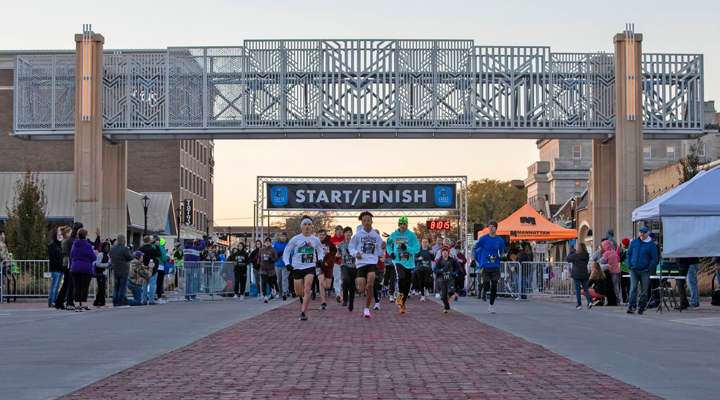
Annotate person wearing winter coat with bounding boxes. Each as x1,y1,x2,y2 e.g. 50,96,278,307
626,226,659,314
273,232,290,300
70,229,96,311
110,234,134,307
47,227,65,308
229,243,250,299
258,237,278,303
600,239,621,306
128,251,151,306
93,241,111,307
56,223,82,310
567,243,593,310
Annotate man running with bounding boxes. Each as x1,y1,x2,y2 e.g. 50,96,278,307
349,211,384,318
337,226,357,311
283,216,325,321
387,216,419,314
473,221,506,314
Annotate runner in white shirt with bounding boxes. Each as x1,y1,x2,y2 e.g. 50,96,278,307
349,211,384,319
282,216,325,321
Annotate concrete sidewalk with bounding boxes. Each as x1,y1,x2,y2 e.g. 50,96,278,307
450,297,720,400
0,298,285,400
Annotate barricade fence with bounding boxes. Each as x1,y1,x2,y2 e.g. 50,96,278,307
2,260,574,302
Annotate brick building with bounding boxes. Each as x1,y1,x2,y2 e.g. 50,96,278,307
0,54,213,238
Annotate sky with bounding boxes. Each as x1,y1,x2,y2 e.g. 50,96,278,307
3,0,719,232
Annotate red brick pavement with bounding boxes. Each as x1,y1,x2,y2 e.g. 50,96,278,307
62,300,659,400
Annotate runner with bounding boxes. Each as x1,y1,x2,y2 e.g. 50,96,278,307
387,216,419,314
349,211,384,319
473,221,506,314
337,226,357,311
317,229,337,310
434,246,460,313
382,242,396,304
330,225,345,303
415,237,434,302
282,216,325,321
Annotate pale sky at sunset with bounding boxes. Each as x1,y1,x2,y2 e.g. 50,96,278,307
3,0,718,232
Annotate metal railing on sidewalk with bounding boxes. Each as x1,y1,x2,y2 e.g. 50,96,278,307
471,261,574,299
174,261,259,301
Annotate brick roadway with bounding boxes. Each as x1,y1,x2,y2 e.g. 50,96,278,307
61,299,659,400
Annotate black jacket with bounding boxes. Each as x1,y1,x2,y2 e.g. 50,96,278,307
567,250,590,280
139,243,161,274
229,249,250,269
48,239,64,272
110,244,134,276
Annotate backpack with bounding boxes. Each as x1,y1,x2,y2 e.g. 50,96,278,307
712,274,720,307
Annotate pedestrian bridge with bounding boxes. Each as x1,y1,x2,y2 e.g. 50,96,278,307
11,39,704,140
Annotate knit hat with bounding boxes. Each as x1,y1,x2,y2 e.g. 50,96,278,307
621,238,630,247
398,216,409,225
133,251,143,258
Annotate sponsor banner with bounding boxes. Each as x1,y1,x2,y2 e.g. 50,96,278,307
267,183,456,210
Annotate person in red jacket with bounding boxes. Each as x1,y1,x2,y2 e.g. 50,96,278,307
317,229,337,310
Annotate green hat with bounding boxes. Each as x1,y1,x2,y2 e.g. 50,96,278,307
159,238,166,246
398,216,409,225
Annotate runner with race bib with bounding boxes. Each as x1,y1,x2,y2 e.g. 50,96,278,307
282,216,325,321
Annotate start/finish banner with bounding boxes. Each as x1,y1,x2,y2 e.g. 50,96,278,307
267,183,457,210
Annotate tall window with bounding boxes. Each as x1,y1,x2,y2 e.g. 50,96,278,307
572,144,582,160
697,142,706,158
643,145,651,161
666,145,676,160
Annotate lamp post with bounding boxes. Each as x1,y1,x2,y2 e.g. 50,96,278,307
142,195,150,236
570,198,576,229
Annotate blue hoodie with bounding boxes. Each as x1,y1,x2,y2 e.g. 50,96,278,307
627,237,659,272
473,234,506,270
387,229,420,270
273,241,288,268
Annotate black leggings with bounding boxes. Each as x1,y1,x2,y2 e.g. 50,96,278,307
415,267,433,296
72,272,92,303
261,274,277,297
483,277,498,305
233,266,247,295
438,277,454,310
384,265,396,296
397,267,413,304
341,266,357,307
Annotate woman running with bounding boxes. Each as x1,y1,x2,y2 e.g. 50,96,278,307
349,211,384,319
282,216,325,321
317,229,337,310
415,237,434,302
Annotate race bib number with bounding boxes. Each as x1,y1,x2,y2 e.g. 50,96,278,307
298,245,314,264
262,254,270,262
343,254,355,265
419,260,431,268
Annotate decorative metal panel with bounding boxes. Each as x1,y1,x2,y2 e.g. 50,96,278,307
11,40,705,137
642,53,703,130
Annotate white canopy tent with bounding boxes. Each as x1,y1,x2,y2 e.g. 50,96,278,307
632,166,720,257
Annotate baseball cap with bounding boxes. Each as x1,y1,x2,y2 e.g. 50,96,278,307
639,226,649,233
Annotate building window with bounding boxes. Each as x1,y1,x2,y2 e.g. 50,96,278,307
666,145,676,160
697,142,706,158
572,144,582,160
643,145,651,161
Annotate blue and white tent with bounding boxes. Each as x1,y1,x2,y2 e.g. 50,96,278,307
632,166,720,257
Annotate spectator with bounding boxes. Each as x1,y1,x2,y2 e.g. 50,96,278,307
155,237,170,304
110,234,134,307
567,243,592,310
619,237,631,303
601,239,621,306
57,222,82,310
249,240,262,298
93,241,111,307
70,228,96,312
677,257,701,308
588,262,608,306
626,226,659,315
128,251,151,306
139,235,161,305
47,227,65,308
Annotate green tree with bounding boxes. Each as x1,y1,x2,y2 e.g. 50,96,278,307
467,179,527,228
278,211,335,235
5,172,48,260
679,142,701,183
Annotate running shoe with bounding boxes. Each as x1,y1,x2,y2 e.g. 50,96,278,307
389,295,395,303
420,296,426,302
321,302,327,310
435,293,441,299
488,305,495,314
443,309,449,314
348,303,354,312
373,303,380,311
264,298,269,304
395,293,404,306
336,295,342,304
299,312,307,321
282,294,287,301
576,305,583,310
626,308,635,314
363,308,372,318
587,303,593,310
233,294,238,298
342,299,348,307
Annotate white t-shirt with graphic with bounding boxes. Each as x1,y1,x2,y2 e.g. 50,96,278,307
349,227,384,268
282,234,325,271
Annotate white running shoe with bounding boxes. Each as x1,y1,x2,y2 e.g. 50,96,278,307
389,295,395,303
435,293,441,299
373,303,380,311
488,305,496,314
363,308,372,318
420,296,426,302
233,294,238,298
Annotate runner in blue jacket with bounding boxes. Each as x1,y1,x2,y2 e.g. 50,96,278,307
473,221,506,314
386,216,419,314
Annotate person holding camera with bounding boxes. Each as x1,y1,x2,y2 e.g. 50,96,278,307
386,216,420,315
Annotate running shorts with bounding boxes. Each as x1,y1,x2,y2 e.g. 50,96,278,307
356,264,377,279
482,269,501,282
292,267,316,280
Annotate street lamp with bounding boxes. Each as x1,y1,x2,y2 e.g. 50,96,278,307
570,198,576,229
142,194,150,236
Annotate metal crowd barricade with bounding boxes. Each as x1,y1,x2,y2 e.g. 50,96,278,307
519,261,574,297
176,261,237,300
